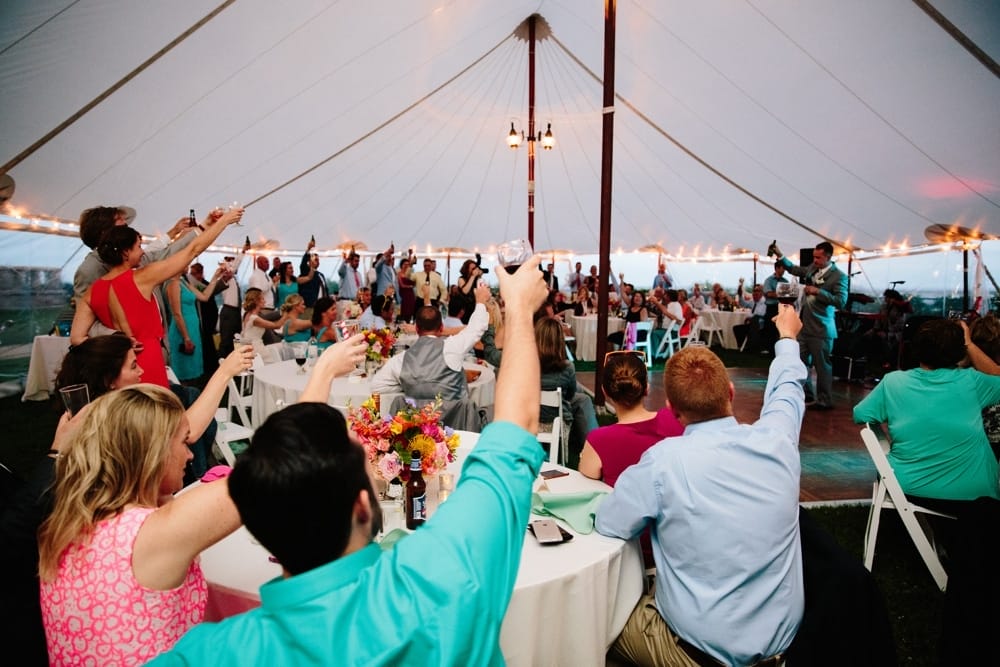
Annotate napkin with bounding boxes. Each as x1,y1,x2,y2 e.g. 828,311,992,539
530,491,607,534
378,528,410,550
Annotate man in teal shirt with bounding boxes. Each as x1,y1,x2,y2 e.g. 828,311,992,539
150,256,550,666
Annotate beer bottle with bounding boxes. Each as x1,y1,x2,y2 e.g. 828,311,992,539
310,234,316,245
405,452,426,529
189,209,197,227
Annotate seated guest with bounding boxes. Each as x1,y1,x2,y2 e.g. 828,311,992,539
688,283,707,311
608,291,648,350
2,338,255,661
578,351,683,485
147,258,549,665
443,298,466,329
676,289,697,337
310,296,339,350
359,294,389,330
279,294,312,342
370,283,490,402
735,279,768,352
573,285,596,315
551,290,574,316
969,314,1000,458
536,318,598,457
479,298,505,367
597,305,806,666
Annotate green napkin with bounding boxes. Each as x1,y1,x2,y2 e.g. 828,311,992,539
530,491,607,534
378,528,410,550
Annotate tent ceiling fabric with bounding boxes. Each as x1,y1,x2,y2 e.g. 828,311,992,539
2,0,998,258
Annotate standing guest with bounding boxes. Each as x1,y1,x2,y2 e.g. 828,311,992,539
73,206,196,337
652,263,672,290
372,243,398,298
70,209,243,386
247,255,279,344
275,261,304,309
268,257,282,279
166,265,223,383
416,257,447,308
542,262,560,292
566,261,584,292
336,250,364,319
453,258,484,325
397,254,417,321
147,261,546,666
771,241,848,409
762,261,788,354
583,264,600,293
218,242,251,359
298,238,329,308
597,305,806,666
188,262,224,376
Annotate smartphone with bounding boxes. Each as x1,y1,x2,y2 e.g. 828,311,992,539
540,469,569,480
529,519,572,545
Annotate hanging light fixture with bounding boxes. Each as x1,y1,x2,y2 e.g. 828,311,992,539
505,120,555,149
507,122,523,149
541,122,555,150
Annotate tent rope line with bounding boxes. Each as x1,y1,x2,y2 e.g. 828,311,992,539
549,34,858,253
0,0,237,175
912,0,1000,79
244,32,516,210
0,0,82,58
744,0,1000,211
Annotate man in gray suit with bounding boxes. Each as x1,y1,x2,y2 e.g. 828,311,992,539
773,241,847,410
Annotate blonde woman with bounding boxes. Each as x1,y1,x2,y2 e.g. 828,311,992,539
241,288,290,353
38,385,243,664
279,293,312,342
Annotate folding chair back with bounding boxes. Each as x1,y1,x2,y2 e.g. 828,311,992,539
655,320,680,360
538,388,566,464
860,424,955,591
632,321,654,368
227,376,255,429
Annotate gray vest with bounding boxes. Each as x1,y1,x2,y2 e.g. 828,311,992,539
400,336,467,401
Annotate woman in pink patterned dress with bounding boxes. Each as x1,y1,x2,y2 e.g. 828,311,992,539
38,385,242,665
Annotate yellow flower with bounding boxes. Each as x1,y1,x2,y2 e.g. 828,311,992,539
389,420,404,435
408,433,436,461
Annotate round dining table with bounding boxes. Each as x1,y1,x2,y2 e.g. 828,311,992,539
196,431,643,667
251,358,496,426
697,309,751,349
568,314,625,361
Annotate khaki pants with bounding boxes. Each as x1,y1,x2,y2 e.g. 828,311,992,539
609,593,700,667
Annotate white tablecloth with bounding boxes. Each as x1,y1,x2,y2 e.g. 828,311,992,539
569,315,625,361
252,358,496,425
196,431,643,667
698,309,750,350
22,335,70,401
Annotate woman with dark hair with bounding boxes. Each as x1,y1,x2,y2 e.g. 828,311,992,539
535,317,598,453
70,208,242,386
276,261,304,307
854,318,1000,501
397,256,417,322
454,259,483,324
608,290,649,350
579,352,683,485
311,296,339,350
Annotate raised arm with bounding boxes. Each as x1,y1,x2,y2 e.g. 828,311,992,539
187,268,223,303
493,255,549,433
185,346,255,439
134,207,243,294
299,334,368,402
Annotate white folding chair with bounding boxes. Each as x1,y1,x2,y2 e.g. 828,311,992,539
538,388,567,465
227,376,255,429
654,320,680,360
632,321,654,368
212,408,253,466
860,424,956,592
698,312,724,348
261,342,288,364
680,318,702,347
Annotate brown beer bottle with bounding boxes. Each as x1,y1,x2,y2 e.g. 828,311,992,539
405,451,426,529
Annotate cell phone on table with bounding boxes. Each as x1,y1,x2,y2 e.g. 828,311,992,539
528,519,573,545
540,469,569,480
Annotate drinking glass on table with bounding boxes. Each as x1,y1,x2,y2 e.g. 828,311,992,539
291,342,308,374
59,384,90,416
496,239,533,274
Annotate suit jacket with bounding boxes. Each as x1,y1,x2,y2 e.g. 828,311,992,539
781,258,848,339
542,270,559,291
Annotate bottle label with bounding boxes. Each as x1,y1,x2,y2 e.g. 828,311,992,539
411,493,426,520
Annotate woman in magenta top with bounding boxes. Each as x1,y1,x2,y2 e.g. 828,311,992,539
579,351,683,486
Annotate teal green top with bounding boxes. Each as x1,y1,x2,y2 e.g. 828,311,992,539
854,367,1000,500
275,282,298,309
281,319,310,342
150,421,544,666
314,326,333,351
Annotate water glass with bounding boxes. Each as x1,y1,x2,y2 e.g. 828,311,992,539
59,384,90,416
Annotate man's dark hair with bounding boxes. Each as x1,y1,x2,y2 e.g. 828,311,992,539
96,226,141,266
774,260,784,270
229,403,379,575
913,319,964,370
815,241,834,257
79,207,121,249
447,299,464,319
415,305,442,333
666,289,678,302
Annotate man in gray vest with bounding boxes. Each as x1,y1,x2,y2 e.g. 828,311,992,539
371,282,490,402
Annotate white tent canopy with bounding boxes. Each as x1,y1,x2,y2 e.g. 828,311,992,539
2,0,998,259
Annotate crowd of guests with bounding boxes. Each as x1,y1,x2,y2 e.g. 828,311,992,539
4,210,999,665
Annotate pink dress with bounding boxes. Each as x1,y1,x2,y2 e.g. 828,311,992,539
40,507,207,665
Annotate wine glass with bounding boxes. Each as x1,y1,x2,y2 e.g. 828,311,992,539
776,282,800,306
496,239,533,274
291,342,308,374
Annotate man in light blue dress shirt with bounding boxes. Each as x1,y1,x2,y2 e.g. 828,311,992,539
150,256,550,666
596,305,807,667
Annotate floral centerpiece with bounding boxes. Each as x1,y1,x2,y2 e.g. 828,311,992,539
362,327,396,362
346,302,363,319
348,395,460,482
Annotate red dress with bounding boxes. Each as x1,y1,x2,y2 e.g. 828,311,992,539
90,272,169,387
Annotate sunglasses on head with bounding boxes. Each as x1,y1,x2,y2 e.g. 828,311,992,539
604,350,647,364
